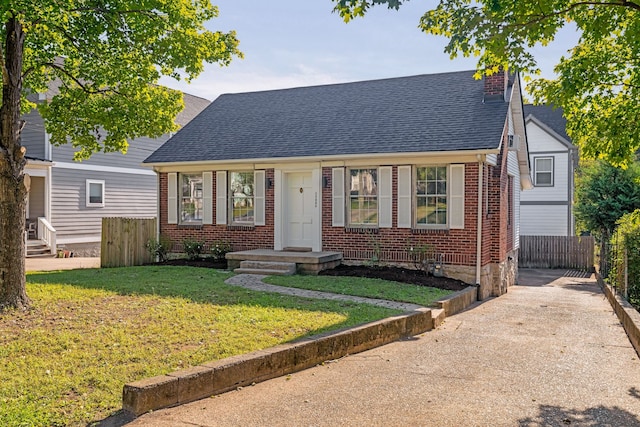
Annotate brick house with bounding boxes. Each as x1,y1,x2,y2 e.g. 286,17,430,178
144,69,532,299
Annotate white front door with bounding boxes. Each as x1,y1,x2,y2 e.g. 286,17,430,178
285,172,315,249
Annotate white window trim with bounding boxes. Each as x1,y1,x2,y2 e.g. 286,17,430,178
414,165,449,229
347,167,380,228
85,179,105,208
228,170,256,226
179,173,204,225
534,156,554,187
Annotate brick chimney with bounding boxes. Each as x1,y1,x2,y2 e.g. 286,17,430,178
483,67,508,102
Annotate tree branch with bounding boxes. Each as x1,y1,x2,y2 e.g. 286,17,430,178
46,62,122,96
503,0,640,30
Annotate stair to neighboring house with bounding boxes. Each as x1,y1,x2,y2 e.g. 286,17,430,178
26,240,53,258
234,260,297,276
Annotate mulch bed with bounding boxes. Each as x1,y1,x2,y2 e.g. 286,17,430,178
153,258,228,269
318,264,468,291
154,258,468,292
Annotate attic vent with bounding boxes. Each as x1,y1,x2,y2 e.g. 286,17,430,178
508,134,520,151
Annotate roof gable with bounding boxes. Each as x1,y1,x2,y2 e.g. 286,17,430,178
524,104,573,149
145,70,511,164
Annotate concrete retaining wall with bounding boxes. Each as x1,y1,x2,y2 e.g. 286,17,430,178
597,274,640,357
436,286,479,316
123,308,433,416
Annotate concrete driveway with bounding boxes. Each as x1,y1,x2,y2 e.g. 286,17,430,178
126,269,640,427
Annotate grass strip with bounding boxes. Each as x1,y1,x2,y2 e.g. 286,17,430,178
264,275,453,307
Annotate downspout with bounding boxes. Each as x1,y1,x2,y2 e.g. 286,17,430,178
155,168,161,242
476,155,484,285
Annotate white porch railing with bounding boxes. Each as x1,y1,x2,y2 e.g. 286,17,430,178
37,217,57,255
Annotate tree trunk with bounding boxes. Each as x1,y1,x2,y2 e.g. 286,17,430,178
0,17,29,311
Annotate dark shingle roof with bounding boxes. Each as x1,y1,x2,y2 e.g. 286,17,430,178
524,104,571,143
144,70,510,164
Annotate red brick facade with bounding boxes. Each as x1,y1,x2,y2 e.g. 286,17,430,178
158,142,515,286
159,170,276,252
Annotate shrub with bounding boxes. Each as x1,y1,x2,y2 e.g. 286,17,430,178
406,240,436,275
609,209,640,308
210,240,233,261
366,230,382,267
145,234,172,262
182,239,205,260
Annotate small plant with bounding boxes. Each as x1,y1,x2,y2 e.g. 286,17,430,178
366,230,383,267
182,238,205,260
406,240,435,275
145,234,172,262
210,240,233,261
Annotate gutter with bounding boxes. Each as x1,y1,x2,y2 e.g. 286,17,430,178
476,155,484,285
141,148,502,170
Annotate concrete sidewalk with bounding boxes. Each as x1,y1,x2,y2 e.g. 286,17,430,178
126,269,640,426
25,257,100,272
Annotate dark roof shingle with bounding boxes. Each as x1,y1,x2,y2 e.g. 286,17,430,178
145,70,510,164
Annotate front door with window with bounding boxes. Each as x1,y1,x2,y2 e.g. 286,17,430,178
285,172,314,249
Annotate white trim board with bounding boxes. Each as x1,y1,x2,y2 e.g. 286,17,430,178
54,161,157,176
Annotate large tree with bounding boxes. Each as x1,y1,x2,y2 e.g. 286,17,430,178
0,1,241,310
333,0,640,165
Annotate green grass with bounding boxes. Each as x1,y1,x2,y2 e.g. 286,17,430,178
0,267,400,427
264,275,453,307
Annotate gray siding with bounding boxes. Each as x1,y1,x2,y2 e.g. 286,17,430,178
51,168,157,243
22,109,46,159
52,134,169,170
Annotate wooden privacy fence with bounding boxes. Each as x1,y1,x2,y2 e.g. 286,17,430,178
519,235,595,270
101,217,156,268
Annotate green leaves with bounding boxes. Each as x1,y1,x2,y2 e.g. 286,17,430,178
574,160,640,239
332,0,640,166
3,0,242,159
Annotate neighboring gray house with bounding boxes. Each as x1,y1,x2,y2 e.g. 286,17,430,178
520,105,578,236
22,92,209,256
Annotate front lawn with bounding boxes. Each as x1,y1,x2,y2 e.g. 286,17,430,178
265,275,453,307
0,267,400,427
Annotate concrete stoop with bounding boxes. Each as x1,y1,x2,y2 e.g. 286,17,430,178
234,261,296,276
26,240,53,258
122,285,480,418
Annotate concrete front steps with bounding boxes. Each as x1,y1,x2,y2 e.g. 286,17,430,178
26,240,53,258
234,260,297,276
227,249,342,274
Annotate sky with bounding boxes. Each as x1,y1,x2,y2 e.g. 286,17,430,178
160,0,580,102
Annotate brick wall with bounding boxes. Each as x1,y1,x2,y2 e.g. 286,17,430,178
321,165,480,267
159,154,514,284
482,123,511,265
159,170,275,252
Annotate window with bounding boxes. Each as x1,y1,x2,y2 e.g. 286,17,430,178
229,171,255,224
416,166,447,226
534,157,554,186
348,168,378,226
86,180,105,207
180,174,203,224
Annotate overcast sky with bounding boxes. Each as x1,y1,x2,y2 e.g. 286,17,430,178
160,0,580,101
